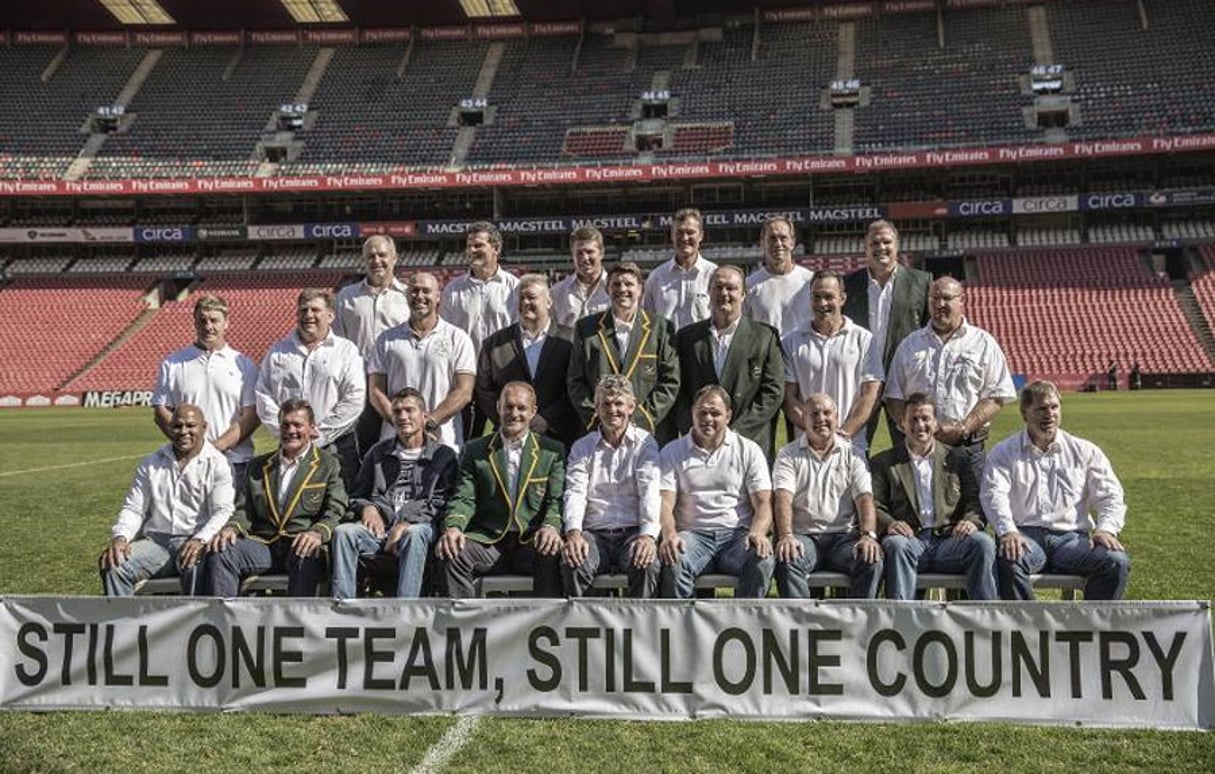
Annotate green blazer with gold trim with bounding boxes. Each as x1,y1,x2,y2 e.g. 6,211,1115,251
444,432,565,544
567,308,680,439
870,442,982,534
227,444,348,544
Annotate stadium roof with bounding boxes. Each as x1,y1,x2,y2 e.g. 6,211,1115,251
4,0,840,30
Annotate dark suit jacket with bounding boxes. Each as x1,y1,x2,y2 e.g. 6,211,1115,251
870,442,982,534
842,264,931,371
567,309,680,440
228,445,348,545
346,437,458,527
674,316,784,459
475,323,582,449
444,432,565,544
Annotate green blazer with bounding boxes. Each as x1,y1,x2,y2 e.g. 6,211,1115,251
842,264,931,371
674,316,785,459
444,432,565,544
567,309,680,440
870,442,982,534
228,445,348,544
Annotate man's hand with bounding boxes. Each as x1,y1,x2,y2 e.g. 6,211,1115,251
100,537,131,569
292,530,323,558
887,521,914,538
747,530,773,559
533,526,562,557
950,520,977,539
360,505,387,539
1092,530,1125,553
384,522,410,555
562,530,588,567
854,535,881,564
631,535,657,569
658,532,685,566
178,538,206,569
935,421,967,446
999,532,1029,562
775,534,803,563
436,527,465,560
209,526,238,553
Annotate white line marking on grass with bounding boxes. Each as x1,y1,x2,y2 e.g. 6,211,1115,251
0,453,145,478
412,715,481,774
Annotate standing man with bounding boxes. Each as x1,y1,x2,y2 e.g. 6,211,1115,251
782,270,884,458
442,221,520,440
643,207,717,331
772,394,882,599
885,276,1016,484
561,376,662,598
100,405,233,596
871,393,996,600
205,399,348,597
152,295,259,483
330,388,458,600
476,274,581,450
568,261,680,442
675,265,784,460
369,272,476,451
551,225,611,328
842,220,931,446
436,382,565,598
256,288,365,489
658,386,774,599
745,216,814,338
982,381,1131,601
333,235,409,458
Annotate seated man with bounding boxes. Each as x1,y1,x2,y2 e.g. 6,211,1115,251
331,388,458,600
871,393,996,600
204,399,348,597
562,375,662,598
982,380,1131,600
100,404,233,596
773,393,882,599
658,385,774,599
436,381,565,598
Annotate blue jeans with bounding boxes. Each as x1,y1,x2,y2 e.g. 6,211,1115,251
997,526,1131,600
330,521,435,599
775,532,882,599
660,526,774,599
882,528,997,600
101,533,203,596
562,527,660,598
203,538,326,597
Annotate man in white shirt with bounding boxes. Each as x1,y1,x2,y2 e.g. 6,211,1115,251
745,216,814,338
643,207,717,330
100,404,234,596
885,276,1016,485
772,393,882,599
152,294,259,483
333,235,409,458
658,385,774,599
562,375,662,598
551,225,611,329
256,288,366,489
369,272,476,451
982,381,1131,600
782,270,884,458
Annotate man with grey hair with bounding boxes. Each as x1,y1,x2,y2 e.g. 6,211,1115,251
476,273,581,449
745,216,814,338
552,225,611,328
982,381,1131,600
643,207,717,330
562,375,662,598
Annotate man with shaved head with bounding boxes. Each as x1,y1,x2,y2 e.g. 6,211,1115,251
100,404,234,596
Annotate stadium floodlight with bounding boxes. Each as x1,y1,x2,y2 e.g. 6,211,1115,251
459,0,521,18
280,0,349,24
100,0,175,25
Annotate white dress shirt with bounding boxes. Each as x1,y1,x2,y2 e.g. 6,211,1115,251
710,317,741,378
551,272,610,329
884,320,1016,426
276,445,311,509
333,278,409,359
745,263,814,338
772,434,872,534
111,442,234,544
642,254,717,330
520,321,550,378
660,429,772,530
152,344,259,464
255,330,366,446
563,424,661,538
981,429,1127,538
440,268,520,353
613,315,634,354
909,447,936,527
501,432,526,502
867,268,898,353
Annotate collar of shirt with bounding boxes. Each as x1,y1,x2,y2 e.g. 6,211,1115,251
1019,429,1063,458
596,423,642,451
520,320,551,347
577,272,605,296
409,317,444,342
797,433,845,459
868,264,899,288
278,443,313,469
668,255,711,277
363,277,407,296
192,343,234,359
291,329,335,353
810,316,851,341
393,439,431,461
613,315,635,334
907,442,937,464
498,431,528,452
692,428,737,457
711,316,741,342
467,269,510,286
928,318,972,346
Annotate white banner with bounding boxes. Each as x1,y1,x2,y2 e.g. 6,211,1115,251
1,597,1211,728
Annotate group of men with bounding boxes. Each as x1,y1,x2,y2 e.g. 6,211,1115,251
101,212,1131,603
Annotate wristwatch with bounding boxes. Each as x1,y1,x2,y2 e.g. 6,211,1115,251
860,530,878,540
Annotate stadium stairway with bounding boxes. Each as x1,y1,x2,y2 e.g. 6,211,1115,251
61,305,159,390
1174,281,1215,364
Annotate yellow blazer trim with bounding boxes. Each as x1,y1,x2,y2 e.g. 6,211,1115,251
487,433,542,534
595,310,653,379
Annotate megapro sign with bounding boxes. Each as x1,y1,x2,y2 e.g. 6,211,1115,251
304,223,358,239
134,226,194,243
82,390,154,408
